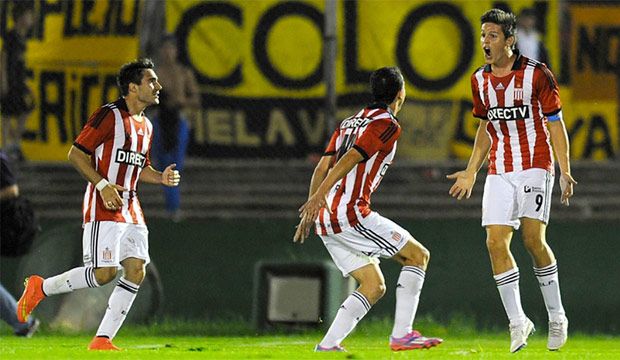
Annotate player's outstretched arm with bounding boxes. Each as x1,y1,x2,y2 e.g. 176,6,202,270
548,120,577,206
68,145,126,210
447,120,491,200
294,149,363,243
139,164,180,187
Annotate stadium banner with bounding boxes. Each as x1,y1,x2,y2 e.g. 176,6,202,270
569,5,620,102
167,0,616,160
0,0,141,161
5,0,616,161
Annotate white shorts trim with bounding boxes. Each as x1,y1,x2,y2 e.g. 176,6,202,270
319,212,411,277
82,221,150,268
482,168,554,230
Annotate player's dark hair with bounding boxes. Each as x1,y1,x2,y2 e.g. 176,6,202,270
117,58,155,96
370,67,404,104
481,8,517,44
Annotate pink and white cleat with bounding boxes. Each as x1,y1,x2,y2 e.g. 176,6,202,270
389,330,443,351
314,344,346,352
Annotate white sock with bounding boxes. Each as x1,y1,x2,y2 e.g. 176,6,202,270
494,267,527,325
534,262,566,322
42,267,99,296
96,277,139,339
319,291,371,348
391,266,425,338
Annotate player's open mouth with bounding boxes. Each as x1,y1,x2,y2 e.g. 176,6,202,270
484,47,491,57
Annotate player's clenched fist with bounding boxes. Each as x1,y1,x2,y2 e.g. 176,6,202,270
162,163,181,187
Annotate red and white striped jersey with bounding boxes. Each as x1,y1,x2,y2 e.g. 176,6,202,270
471,51,561,174
73,98,153,225
316,104,401,235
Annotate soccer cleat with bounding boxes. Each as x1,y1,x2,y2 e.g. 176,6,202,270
16,275,46,323
88,336,121,351
14,318,40,338
314,344,346,352
547,316,568,351
390,330,443,351
509,317,535,353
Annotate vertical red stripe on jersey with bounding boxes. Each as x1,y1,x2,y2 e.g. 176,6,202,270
127,122,146,223
345,162,366,227
532,102,551,169
318,208,328,235
329,179,346,233
516,119,531,169
486,122,499,175
513,72,531,170
499,121,513,172
83,185,95,223
361,151,387,212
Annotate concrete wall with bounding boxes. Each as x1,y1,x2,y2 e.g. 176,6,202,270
2,218,618,333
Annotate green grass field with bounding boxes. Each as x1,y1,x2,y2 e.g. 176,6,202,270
2,320,619,359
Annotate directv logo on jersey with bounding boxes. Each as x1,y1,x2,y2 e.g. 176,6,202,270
341,117,371,129
487,106,530,121
115,149,147,167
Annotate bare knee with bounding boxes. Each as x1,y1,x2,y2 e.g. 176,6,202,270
94,267,117,285
397,240,430,269
522,233,545,253
123,265,145,285
360,281,386,303
486,236,510,256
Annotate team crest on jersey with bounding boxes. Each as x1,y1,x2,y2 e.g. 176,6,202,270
103,247,112,261
514,88,524,101
391,231,402,242
115,149,147,167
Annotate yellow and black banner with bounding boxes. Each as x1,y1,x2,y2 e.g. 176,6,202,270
3,0,617,160
1,0,141,161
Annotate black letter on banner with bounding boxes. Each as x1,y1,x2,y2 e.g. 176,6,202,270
81,0,97,34
39,71,66,142
176,2,242,87
577,26,602,72
34,0,62,39
604,27,620,73
254,2,324,88
584,115,614,159
107,0,139,35
344,0,371,85
102,75,118,105
81,75,99,129
396,2,473,91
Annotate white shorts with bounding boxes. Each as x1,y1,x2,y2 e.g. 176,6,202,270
82,221,150,268
319,212,411,277
482,168,554,230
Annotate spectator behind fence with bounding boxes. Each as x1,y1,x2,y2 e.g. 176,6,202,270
151,35,201,222
0,151,39,337
516,7,549,65
1,2,35,163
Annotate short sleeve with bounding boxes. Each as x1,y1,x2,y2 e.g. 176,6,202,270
353,119,400,160
535,64,562,116
471,73,487,119
73,107,115,154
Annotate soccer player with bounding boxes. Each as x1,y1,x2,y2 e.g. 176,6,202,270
16,58,180,350
447,9,575,353
294,67,442,352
